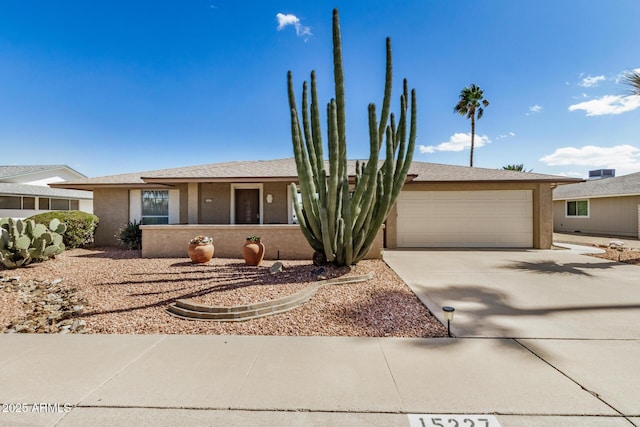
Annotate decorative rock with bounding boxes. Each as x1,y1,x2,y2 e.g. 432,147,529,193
1,275,88,334
269,262,284,274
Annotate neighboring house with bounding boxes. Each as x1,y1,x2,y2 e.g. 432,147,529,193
0,165,93,219
553,171,640,238
51,158,578,259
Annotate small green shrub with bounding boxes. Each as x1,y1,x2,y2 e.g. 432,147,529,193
28,211,99,249
117,220,142,250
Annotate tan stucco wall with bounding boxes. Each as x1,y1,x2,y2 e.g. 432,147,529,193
199,183,232,224
263,182,289,224
140,224,383,261
553,196,640,237
176,183,188,224
93,188,129,246
386,182,554,249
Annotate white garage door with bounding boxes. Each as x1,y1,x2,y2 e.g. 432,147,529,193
396,190,533,248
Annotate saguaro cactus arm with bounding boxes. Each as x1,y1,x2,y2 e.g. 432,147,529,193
288,8,417,266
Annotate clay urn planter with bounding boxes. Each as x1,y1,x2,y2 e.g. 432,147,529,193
243,235,265,266
187,235,214,264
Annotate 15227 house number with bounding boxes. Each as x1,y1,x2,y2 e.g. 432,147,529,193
407,414,501,427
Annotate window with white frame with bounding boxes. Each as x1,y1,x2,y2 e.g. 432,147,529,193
566,200,589,217
141,190,169,224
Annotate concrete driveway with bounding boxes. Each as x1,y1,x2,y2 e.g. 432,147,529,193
383,248,640,339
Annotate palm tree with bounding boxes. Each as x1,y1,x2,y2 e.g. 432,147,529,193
622,70,640,95
502,164,532,172
454,84,489,167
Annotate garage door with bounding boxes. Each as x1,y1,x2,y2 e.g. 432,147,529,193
396,190,533,248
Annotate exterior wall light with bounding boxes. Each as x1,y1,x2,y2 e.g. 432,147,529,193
442,306,455,337
266,194,273,204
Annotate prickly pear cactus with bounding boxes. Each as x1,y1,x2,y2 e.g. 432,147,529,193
0,218,66,269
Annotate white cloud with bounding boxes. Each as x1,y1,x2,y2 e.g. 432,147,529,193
419,132,491,154
568,95,640,116
496,132,515,140
276,13,312,40
540,145,640,174
527,105,543,115
579,75,606,87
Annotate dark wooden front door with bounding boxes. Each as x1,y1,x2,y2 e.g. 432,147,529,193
235,189,260,224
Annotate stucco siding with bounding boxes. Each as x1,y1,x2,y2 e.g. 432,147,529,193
94,188,129,246
263,182,289,224
553,196,640,237
177,183,188,224
199,183,231,224
78,199,93,214
141,224,383,260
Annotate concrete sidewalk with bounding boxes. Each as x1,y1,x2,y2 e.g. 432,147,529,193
0,334,637,426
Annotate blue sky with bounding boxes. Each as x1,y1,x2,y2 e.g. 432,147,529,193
1,1,639,178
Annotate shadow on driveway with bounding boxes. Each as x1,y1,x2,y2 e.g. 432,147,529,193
504,259,619,277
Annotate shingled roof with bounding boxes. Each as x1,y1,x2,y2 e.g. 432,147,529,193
553,171,640,200
50,158,580,190
0,165,86,180
0,183,92,199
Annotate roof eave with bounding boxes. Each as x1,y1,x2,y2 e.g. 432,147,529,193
409,178,583,184
49,183,173,191
554,192,640,201
140,176,300,183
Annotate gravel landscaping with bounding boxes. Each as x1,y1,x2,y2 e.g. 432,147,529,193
1,248,448,337
590,245,640,265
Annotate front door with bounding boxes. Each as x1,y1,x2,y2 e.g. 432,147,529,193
235,189,260,224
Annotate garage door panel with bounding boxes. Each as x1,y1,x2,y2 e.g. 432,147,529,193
397,190,533,248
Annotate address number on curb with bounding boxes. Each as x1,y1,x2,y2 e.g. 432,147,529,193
408,414,501,427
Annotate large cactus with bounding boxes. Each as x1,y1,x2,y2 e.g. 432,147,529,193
0,218,66,269
288,8,417,266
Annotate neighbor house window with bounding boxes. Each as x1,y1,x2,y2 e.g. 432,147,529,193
141,190,169,224
22,197,36,210
0,196,21,209
566,200,589,217
0,196,40,210
39,198,50,210
51,198,71,210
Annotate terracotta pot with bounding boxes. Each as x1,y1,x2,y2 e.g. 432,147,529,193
187,243,214,264
242,239,265,266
